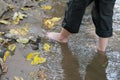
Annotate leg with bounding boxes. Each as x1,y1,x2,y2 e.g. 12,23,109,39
97,37,109,52
92,0,116,51
46,0,93,43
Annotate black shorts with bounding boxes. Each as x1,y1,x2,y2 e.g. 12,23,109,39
62,0,116,38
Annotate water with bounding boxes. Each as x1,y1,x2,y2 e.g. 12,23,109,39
0,0,120,80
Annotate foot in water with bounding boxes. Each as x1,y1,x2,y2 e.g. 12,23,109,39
46,32,69,43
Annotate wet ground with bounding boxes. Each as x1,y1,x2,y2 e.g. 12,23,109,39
0,0,120,80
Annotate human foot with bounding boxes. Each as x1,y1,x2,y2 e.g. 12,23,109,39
46,32,68,43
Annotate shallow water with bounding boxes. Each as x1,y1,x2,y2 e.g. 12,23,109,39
0,0,120,80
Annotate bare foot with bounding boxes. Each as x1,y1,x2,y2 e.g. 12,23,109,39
46,32,68,43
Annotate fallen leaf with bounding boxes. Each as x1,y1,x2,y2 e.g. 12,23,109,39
16,38,29,44
44,19,54,28
26,52,40,61
12,12,27,24
44,17,61,29
0,19,11,25
3,51,10,62
31,54,46,65
41,5,52,10
8,44,16,51
9,29,19,35
14,76,24,80
43,43,51,51
0,37,3,43
21,7,30,11
51,17,61,22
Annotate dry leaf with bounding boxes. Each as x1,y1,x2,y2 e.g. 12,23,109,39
13,12,27,24
44,17,61,29
14,76,24,80
26,52,40,61
44,19,54,28
43,43,51,51
8,44,16,51
41,5,52,10
16,38,29,44
21,7,30,11
3,51,10,62
0,19,11,25
9,29,19,35
0,37,3,43
51,17,61,22
31,54,46,65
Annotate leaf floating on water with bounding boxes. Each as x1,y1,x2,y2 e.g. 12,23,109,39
9,29,19,35
51,17,61,22
3,51,10,62
16,38,29,44
31,55,46,65
43,43,51,51
41,5,52,10
21,7,30,11
12,12,27,24
0,19,11,25
14,76,24,80
8,44,16,51
26,52,40,61
44,17,61,29
0,37,3,43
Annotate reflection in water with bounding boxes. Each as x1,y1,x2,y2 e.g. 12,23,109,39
85,52,108,80
60,43,82,80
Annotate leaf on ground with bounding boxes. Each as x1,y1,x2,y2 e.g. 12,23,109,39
12,12,27,24
8,44,16,51
17,26,29,36
43,43,51,51
44,17,61,29
16,37,29,44
14,76,24,80
9,25,29,36
41,5,52,10
21,7,30,11
31,54,46,65
44,19,54,28
51,17,61,22
3,51,10,62
0,19,11,25
9,29,19,35
26,52,40,61
0,37,3,43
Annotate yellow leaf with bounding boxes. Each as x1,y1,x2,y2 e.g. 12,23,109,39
41,5,52,10
44,19,54,28
31,55,46,65
9,29,19,35
16,38,29,44
12,12,27,24
21,7,30,11
0,19,11,25
17,26,29,36
3,51,10,62
14,76,24,80
26,52,40,61
14,76,19,80
44,17,61,29
51,17,61,22
43,43,51,51
8,44,16,51
0,37,3,43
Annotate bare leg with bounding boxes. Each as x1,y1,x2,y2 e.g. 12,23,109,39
46,28,71,43
97,37,109,52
